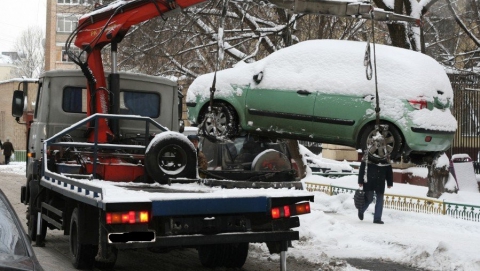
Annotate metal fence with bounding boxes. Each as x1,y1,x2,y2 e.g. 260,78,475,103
11,150,26,162
448,73,480,161
305,182,480,222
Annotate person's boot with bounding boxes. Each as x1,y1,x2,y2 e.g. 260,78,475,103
358,210,364,221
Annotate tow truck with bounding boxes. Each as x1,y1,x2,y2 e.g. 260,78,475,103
11,0,420,269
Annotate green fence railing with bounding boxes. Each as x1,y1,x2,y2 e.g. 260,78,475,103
305,182,480,222
11,150,27,162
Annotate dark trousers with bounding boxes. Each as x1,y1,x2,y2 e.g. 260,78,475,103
4,155,10,165
360,191,384,221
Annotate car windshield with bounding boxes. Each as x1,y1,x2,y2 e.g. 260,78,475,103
0,198,27,258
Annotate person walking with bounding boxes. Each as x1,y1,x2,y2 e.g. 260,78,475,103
357,155,393,224
2,139,15,165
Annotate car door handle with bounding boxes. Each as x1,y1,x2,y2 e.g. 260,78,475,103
297,90,311,95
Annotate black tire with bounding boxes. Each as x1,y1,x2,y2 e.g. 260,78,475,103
198,243,249,268
199,101,239,141
70,208,95,269
359,122,402,163
27,181,46,242
198,244,227,268
224,243,249,268
145,135,197,184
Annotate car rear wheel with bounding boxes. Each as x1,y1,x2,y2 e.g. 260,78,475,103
360,122,402,163
199,101,238,141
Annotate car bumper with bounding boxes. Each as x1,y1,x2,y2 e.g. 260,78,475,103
405,127,455,152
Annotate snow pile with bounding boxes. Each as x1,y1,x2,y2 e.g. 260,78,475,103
299,144,355,173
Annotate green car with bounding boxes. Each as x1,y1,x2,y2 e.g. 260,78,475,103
186,40,457,163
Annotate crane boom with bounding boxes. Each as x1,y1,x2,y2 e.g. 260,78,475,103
71,0,207,143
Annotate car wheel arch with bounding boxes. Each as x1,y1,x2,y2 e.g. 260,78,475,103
198,99,245,128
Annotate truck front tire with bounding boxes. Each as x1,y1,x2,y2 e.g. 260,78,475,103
27,180,46,243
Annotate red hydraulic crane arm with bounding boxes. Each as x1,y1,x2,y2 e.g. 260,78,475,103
71,0,207,143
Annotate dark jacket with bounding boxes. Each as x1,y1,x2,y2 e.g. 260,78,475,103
2,141,14,157
358,161,393,194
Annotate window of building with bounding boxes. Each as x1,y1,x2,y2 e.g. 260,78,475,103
61,47,84,63
57,15,78,33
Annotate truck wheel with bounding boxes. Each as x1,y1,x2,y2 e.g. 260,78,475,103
70,208,95,269
145,135,197,184
27,181,46,242
224,243,249,268
198,243,248,268
198,244,227,268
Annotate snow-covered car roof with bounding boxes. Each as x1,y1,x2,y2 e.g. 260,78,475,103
187,39,453,103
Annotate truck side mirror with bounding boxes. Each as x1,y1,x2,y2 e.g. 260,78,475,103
12,90,25,118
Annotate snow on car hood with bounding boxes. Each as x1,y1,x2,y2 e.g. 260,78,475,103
186,39,453,103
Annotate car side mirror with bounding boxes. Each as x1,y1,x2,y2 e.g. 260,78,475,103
12,90,25,118
253,72,263,84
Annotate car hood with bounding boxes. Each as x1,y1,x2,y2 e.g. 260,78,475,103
186,39,453,104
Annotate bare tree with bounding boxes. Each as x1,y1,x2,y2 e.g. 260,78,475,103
12,26,45,78
423,0,480,72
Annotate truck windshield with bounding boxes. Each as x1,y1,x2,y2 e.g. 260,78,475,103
63,87,160,117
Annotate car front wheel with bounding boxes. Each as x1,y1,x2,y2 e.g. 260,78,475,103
198,101,238,141
360,122,402,163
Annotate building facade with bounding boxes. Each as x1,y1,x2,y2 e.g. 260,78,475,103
45,0,96,71
0,79,37,163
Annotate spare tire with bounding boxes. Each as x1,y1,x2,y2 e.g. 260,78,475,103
145,132,197,184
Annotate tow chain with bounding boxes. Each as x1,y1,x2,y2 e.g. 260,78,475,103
364,10,388,162
200,0,231,142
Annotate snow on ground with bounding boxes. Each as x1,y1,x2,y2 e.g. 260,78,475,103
3,162,480,271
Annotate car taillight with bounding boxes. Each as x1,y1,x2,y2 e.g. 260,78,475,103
271,202,310,219
106,211,149,224
408,99,427,110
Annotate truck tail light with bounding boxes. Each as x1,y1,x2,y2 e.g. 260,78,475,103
271,202,310,219
106,211,149,224
295,202,310,215
408,99,427,110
